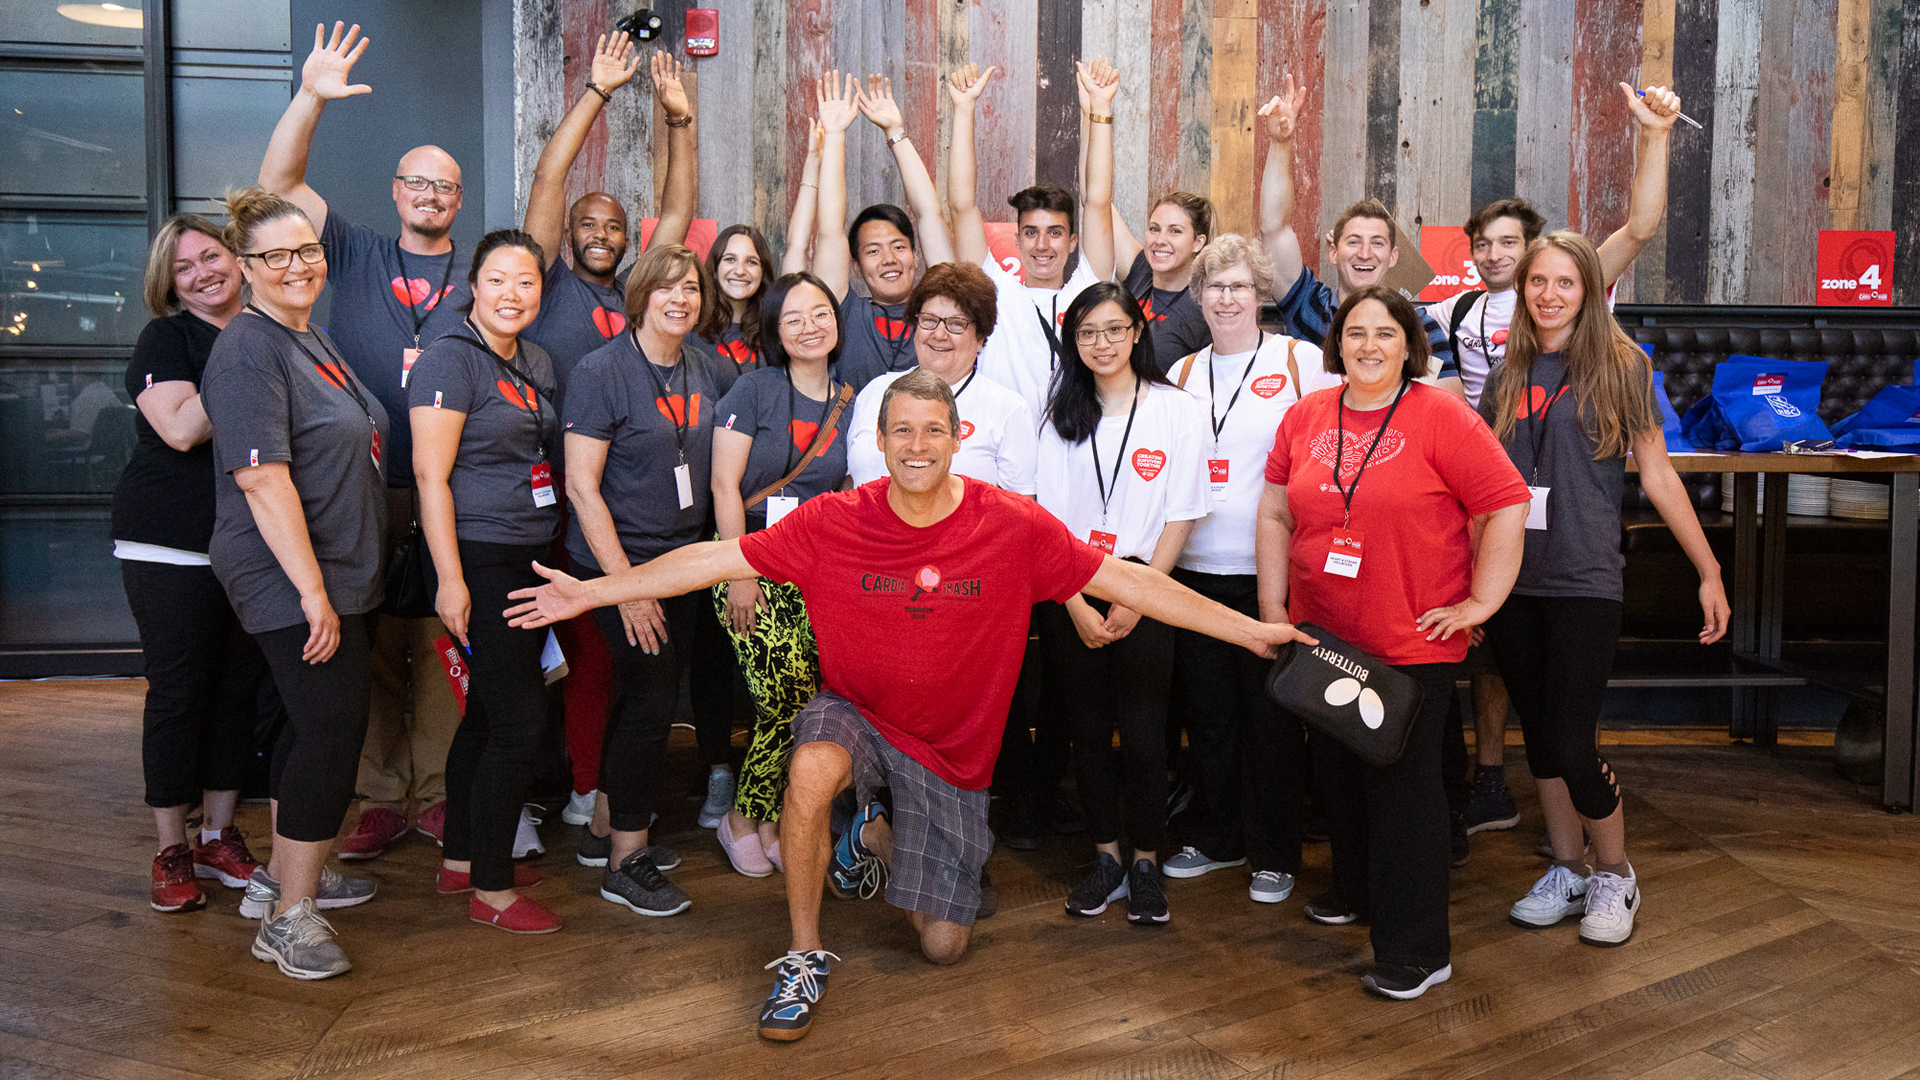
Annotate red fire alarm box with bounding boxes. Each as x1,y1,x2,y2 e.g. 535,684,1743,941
686,9,718,55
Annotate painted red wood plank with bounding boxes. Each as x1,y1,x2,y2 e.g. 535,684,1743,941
563,0,613,200
1147,0,1185,203
902,0,939,159
1256,0,1325,246
785,0,835,211
1568,0,1644,239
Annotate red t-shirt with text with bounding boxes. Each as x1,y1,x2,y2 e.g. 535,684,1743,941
1265,382,1529,665
739,477,1104,789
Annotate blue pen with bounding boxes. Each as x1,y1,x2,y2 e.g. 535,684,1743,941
1634,86,1703,129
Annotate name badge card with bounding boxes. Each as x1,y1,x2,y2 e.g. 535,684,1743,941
766,494,799,528
1087,529,1118,554
674,463,694,510
401,347,422,388
1208,458,1230,494
1323,530,1363,578
1526,486,1550,530
531,462,556,507
370,428,384,470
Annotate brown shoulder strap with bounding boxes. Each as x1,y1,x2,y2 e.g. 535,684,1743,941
1287,338,1303,401
1172,350,1201,389
745,382,856,511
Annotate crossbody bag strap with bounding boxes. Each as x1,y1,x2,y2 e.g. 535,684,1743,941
1287,337,1302,401
1172,350,1200,389
743,381,856,510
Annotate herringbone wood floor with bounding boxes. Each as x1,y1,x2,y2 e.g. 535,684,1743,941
2,679,1918,1079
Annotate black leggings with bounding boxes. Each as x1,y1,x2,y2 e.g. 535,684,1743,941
1169,569,1304,874
122,560,269,808
593,592,699,833
1483,594,1623,820
689,594,749,768
441,541,550,891
1038,596,1175,856
1310,662,1455,969
254,614,373,843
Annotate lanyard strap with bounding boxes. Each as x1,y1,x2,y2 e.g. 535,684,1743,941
868,303,915,373
247,306,375,427
1332,379,1410,528
1090,375,1142,524
1207,331,1265,446
951,365,978,400
1525,365,1570,485
634,330,689,464
1034,294,1061,367
457,322,552,460
395,240,457,347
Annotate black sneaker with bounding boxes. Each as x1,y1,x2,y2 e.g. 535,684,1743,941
1464,765,1521,833
1064,851,1128,916
1304,893,1361,925
1126,859,1170,926
600,850,690,917
1361,961,1452,1000
758,949,837,1041
577,828,611,867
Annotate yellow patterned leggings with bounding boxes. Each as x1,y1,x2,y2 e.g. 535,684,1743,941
712,577,821,822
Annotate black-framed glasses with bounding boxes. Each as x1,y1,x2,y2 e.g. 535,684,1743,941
915,313,973,335
395,175,462,195
1073,324,1134,345
241,243,327,270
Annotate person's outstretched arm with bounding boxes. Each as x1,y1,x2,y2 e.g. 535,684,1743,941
859,73,956,267
1077,58,1120,281
524,34,639,269
1082,554,1317,658
1256,73,1310,294
809,71,865,301
505,540,757,628
945,63,998,266
781,120,825,275
260,21,372,234
1597,83,1681,288
648,51,699,251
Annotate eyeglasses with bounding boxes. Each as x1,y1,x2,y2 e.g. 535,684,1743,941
1073,325,1134,345
240,243,327,270
779,310,837,331
395,175,462,195
915,314,973,335
1203,282,1257,298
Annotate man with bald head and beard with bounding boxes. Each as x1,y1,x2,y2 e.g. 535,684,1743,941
258,21,476,860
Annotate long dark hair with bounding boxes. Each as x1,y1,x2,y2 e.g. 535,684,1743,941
758,271,845,371
697,223,773,351
1045,282,1166,443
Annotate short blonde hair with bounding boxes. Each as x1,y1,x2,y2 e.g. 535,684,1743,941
142,214,230,318
1188,233,1275,303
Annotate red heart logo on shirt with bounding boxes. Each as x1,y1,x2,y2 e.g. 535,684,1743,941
958,420,976,441
592,306,626,337
1516,384,1570,419
718,338,757,365
791,419,837,452
655,392,701,426
874,315,909,339
498,380,538,411
1132,448,1165,481
1250,373,1289,398
390,277,451,310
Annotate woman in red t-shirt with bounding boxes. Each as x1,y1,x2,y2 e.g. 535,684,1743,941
1255,286,1529,1000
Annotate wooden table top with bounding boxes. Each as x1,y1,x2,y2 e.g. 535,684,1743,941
1632,450,1920,474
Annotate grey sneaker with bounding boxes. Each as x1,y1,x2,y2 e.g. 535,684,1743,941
600,850,691,917
1160,846,1248,879
250,897,351,980
239,865,377,919
698,768,736,829
1249,870,1295,904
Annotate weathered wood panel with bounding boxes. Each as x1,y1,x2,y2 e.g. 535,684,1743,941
1396,0,1474,230
1208,0,1255,237
1745,0,1796,304
1666,0,1717,303
1034,0,1082,197
901,0,940,199
1471,0,1522,217
560,0,612,206
696,0,756,232
970,0,1039,214
511,0,564,224
1109,0,1155,229
1892,0,1920,302
1568,0,1643,241
1829,0,1875,233
932,0,968,213
1633,0,1676,301
1362,0,1400,214
784,0,833,245
638,0,694,217
748,0,788,249
1707,0,1760,303
1145,0,1185,205
1779,0,1836,304
832,0,907,214
1514,0,1574,230
1857,0,1902,236
1176,0,1214,199
1256,0,1326,252
1319,0,1369,257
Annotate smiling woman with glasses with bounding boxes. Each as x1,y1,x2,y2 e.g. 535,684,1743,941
240,242,327,270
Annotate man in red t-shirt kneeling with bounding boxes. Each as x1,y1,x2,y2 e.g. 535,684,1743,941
505,368,1314,1042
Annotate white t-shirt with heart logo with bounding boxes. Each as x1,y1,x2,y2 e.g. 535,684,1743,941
844,367,1038,492
1034,381,1210,561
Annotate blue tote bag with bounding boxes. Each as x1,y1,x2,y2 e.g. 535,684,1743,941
1678,355,1832,451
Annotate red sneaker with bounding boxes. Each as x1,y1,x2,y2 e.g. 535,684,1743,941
193,827,261,887
469,894,562,934
151,844,206,913
435,863,543,894
338,807,407,860
415,800,447,847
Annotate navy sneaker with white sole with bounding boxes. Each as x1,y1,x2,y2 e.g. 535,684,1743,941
827,801,889,900
758,949,838,1041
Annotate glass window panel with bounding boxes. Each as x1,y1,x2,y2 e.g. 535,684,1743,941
0,64,146,198
0,357,139,496
1,4,144,48
171,69,291,206
172,0,290,51
0,213,148,347
0,503,136,645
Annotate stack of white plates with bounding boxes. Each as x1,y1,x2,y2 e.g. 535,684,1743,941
1829,478,1892,520
1719,473,1833,516
1719,473,1759,514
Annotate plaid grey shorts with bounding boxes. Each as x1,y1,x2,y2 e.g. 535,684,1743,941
792,690,993,926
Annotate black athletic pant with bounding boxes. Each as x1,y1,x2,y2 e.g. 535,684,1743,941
1482,594,1623,820
1169,569,1304,874
254,614,373,843
593,592,699,833
1038,596,1175,855
994,605,1071,806
122,560,269,808
440,541,550,892
1311,662,1455,970
689,595,748,768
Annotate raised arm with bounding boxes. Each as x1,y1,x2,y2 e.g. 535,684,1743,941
781,120,825,275
1077,58,1120,280
860,74,955,266
1596,83,1680,288
810,71,866,301
525,34,640,269
505,540,757,629
259,22,371,235
1083,552,1315,658
1256,74,1309,294
648,51,699,251
1077,73,1140,276
945,64,998,266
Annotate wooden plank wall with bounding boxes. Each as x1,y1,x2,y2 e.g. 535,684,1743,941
516,0,1920,305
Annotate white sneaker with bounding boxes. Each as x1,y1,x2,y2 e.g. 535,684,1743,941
513,806,545,859
561,790,596,826
1509,864,1590,928
1579,868,1640,946
1249,870,1295,904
